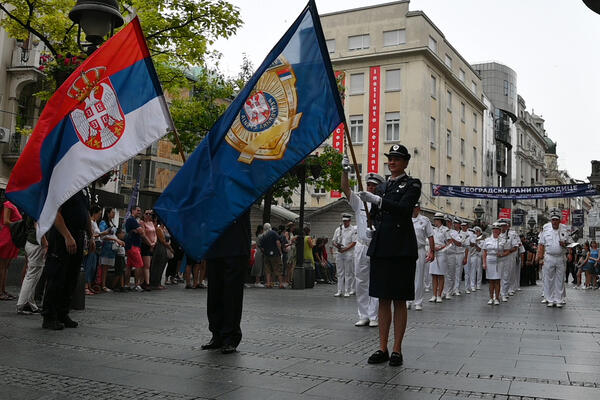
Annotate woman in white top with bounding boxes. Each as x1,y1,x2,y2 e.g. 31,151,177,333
482,222,508,305
429,213,450,303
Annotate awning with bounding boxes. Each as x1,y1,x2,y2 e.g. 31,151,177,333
94,189,126,209
259,203,299,221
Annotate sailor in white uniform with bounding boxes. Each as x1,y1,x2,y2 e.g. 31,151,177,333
451,218,468,296
409,203,434,310
460,221,473,293
469,226,484,291
341,155,382,326
443,215,457,299
429,213,450,303
332,213,357,297
537,209,572,308
482,222,505,305
499,220,518,302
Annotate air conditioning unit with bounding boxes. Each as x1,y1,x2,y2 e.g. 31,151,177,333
0,127,10,143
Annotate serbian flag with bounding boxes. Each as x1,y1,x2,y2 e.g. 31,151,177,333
7,17,173,240
154,0,345,260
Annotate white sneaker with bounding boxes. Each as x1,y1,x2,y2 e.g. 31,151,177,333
414,304,423,311
560,299,567,304
436,296,443,303
355,318,369,327
508,291,515,296
135,285,143,292
454,291,461,296
369,320,378,327
465,289,470,294
425,288,430,292
541,298,548,304
516,288,521,291
406,301,412,309
343,292,350,297
494,299,500,305
348,291,356,296
547,302,554,307
444,293,452,300
487,299,493,305
476,286,481,290
556,303,563,308
501,296,508,302
333,291,342,297
254,283,265,288
428,296,436,302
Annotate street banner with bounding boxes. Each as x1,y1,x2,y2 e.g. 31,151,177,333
561,209,569,225
6,17,173,241
499,208,511,220
330,70,345,199
572,209,584,227
588,209,600,227
154,0,346,260
367,66,380,173
512,209,526,226
431,183,597,200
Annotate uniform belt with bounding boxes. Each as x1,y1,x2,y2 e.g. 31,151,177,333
546,252,564,257
358,239,370,246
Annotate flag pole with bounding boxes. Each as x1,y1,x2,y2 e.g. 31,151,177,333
171,127,186,163
342,120,372,228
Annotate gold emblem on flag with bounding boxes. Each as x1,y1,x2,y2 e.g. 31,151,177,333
226,56,303,164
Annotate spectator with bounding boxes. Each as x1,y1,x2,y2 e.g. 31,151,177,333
165,235,184,285
83,205,102,295
284,223,296,286
140,209,157,290
16,221,47,314
125,206,146,291
150,214,174,289
111,228,127,291
98,207,123,292
184,255,200,289
251,225,264,287
584,241,598,289
0,200,22,300
259,223,284,289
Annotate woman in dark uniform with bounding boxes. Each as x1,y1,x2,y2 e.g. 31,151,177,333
358,144,421,367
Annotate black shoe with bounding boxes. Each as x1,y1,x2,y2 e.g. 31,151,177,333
367,350,389,364
221,344,237,354
201,338,222,350
60,316,79,328
389,352,403,366
42,319,65,330
141,284,151,292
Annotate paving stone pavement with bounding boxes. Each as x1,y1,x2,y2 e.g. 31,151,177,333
1,280,600,400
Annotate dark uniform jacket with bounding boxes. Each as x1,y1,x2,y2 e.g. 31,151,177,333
367,174,421,259
205,211,251,259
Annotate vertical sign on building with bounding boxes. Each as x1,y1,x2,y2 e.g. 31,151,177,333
368,66,381,173
331,71,346,198
499,208,512,220
561,209,569,225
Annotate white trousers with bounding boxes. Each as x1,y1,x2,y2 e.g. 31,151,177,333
444,252,457,295
423,261,432,291
510,255,520,292
336,252,355,294
463,255,471,291
543,255,566,304
500,257,513,296
413,247,427,305
469,254,482,289
453,253,464,293
17,242,46,308
354,242,378,320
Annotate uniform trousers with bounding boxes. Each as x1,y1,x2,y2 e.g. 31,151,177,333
510,256,520,292
17,242,46,309
423,261,432,291
469,254,482,290
336,252,355,294
543,254,566,304
206,255,245,347
443,252,457,295
463,255,471,291
500,257,513,297
452,252,465,293
354,242,378,321
413,247,427,305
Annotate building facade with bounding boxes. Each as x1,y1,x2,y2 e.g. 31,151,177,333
298,1,486,222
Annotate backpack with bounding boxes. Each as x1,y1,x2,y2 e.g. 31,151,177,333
9,214,34,249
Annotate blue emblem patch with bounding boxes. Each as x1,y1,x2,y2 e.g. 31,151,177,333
240,91,279,132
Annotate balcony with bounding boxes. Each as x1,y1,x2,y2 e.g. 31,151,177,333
2,133,27,166
10,46,42,70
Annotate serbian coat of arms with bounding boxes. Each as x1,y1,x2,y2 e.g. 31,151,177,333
226,56,303,164
69,67,126,150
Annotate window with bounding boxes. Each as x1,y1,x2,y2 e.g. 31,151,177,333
445,54,452,69
326,39,335,53
431,75,437,97
460,102,465,122
446,174,451,185
428,36,437,53
124,159,134,181
349,115,364,143
471,80,477,93
460,181,465,208
348,34,370,50
459,69,465,82
385,112,400,142
383,163,391,180
446,130,452,157
473,112,478,132
460,138,465,160
447,90,452,111
430,117,436,145
146,141,158,156
349,164,363,191
349,73,364,94
385,69,401,91
313,186,327,195
383,29,405,46
143,160,155,187
473,147,477,168
519,133,523,146
430,167,435,186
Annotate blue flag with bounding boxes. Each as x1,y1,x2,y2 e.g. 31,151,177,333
154,0,345,260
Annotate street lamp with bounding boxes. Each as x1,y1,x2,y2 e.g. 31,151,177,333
69,0,124,54
527,216,536,230
473,204,484,226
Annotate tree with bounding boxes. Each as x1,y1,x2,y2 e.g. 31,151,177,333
0,0,242,91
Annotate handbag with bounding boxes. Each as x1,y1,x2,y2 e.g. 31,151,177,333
9,215,33,249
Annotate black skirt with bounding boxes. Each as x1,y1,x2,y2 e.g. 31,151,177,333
369,256,417,300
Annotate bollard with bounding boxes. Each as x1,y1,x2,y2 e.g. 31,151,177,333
292,263,305,289
304,260,315,289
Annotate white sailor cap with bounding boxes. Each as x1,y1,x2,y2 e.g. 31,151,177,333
433,212,445,220
444,214,453,221
497,220,508,226
460,221,468,226
492,222,502,229
341,213,352,221
550,210,561,220
473,226,482,232
453,217,462,224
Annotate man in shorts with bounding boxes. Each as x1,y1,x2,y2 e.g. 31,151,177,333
259,223,283,288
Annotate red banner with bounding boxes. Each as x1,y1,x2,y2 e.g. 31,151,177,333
331,71,345,198
561,209,569,225
499,208,511,219
368,66,380,173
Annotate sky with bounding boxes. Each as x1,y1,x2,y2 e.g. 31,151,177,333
211,0,600,181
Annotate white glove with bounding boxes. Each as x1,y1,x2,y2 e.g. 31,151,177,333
365,228,374,239
357,191,381,206
342,154,351,172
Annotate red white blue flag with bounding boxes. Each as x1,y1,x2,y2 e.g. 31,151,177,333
7,17,173,240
